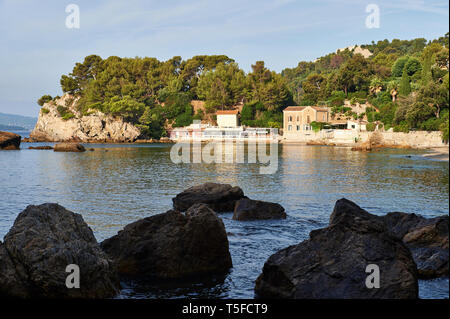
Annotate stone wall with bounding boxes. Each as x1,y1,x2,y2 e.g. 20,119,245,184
379,131,445,148
282,130,447,149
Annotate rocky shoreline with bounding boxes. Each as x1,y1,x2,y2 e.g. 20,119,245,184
0,183,447,299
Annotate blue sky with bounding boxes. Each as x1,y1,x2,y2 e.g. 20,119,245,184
0,0,448,117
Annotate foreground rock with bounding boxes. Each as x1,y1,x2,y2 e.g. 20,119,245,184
255,199,418,299
173,183,245,212
0,131,21,150
0,204,119,298
331,206,448,279
30,94,141,143
0,242,28,298
101,204,232,280
383,212,448,278
54,142,86,152
233,198,286,221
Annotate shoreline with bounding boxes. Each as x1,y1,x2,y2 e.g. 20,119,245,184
21,139,450,153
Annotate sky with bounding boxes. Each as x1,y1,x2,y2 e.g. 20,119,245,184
0,0,448,117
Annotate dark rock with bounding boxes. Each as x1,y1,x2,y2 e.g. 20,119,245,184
2,204,119,298
330,202,449,278
173,183,245,212
0,131,21,150
255,198,418,299
233,198,286,221
384,212,448,279
54,142,86,152
28,146,53,150
0,242,29,298
101,203,232,280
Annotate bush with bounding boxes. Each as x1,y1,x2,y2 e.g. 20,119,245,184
57,105,69,117
62,113,76,121
57,105,76,121
173,105,194,127
37,95,53,106
419,117,441,131
393,122,410,133
82,110,96,116
41,108,50,114
366,123,376,131
311,121,328,132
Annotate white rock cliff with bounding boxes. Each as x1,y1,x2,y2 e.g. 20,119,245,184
30,95,141,142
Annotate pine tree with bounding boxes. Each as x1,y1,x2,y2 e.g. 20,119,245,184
399,69,411,96
421,53,432,85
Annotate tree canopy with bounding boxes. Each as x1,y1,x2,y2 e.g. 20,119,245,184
38,33,449,140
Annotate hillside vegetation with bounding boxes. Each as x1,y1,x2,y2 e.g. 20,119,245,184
38,33,449,140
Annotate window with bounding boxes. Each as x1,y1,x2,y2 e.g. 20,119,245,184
307,115,311,124
296,125,300,131
288,125,292,131
296,116,300,122
288,116,293,122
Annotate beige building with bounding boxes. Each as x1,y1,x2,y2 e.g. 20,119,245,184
283,106,330,136
216,110,239,128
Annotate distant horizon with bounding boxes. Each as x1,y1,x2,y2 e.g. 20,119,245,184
1,0,448,117
0,111,37,119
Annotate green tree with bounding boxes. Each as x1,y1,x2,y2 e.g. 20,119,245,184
196,62,247,109
391,56,410,77
102,95,146,122
399,69,411,96
240,103,255,125
302,74,327,103
404,58,422,76
247,61,292,111
337,54,372,96
174,105,194,127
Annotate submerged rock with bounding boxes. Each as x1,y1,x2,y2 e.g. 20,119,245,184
255,198,418,299
28,146,53,150
383,212,448,279
101,203,232,280
233,198,286,221
54,142,86,152
1,203,119,298
0,131,21,150
173,183,245,212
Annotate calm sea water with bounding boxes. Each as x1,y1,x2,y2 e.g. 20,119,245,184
0,141,448,299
